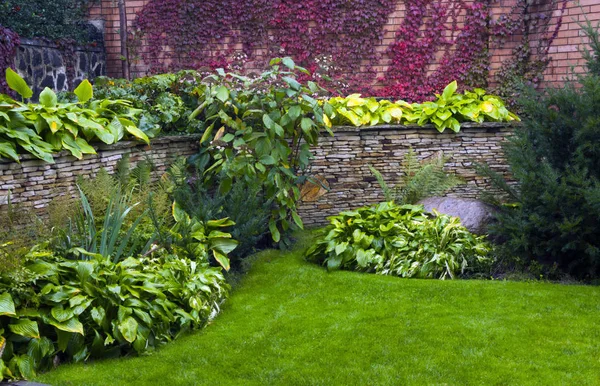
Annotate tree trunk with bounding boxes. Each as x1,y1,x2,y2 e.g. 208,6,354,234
117,0,130,80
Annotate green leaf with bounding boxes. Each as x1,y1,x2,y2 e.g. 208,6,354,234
0,141,19,162
74,79,93,103
215,86,230,103
200,122,215,144
9,318,40,339
287,105,302,120
442,81,458,100
46,316,84,335
263,114,284,136
212,250,231,272
125,125,150,144
335,241,348,255
172,201,189,223
211,237,238,255
39,87,58,107
282,57,295,69
259,155,276,165
282,76,301,91
269,220,281,242
51,305,75,323
0,293,16,317
300,117,313,133
118,316,138,343
6,68,33,99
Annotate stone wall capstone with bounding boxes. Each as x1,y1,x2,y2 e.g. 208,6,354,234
14,38,106,99
1,123,514,225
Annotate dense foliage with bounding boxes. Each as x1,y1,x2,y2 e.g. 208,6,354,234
184,58,331,242
0,0,94,42
306,202,490,279
130,0,567,101
0,252,228,380
0,70,149,163
328,81,519,132
490,79,600,279
486,21,600,280
0,159,237,380
92,73,204,137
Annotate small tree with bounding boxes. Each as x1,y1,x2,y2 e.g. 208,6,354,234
490,20,600,279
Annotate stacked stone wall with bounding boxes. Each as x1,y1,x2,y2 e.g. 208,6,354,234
298,123,514,226
1,124,514,224
0,136,199,212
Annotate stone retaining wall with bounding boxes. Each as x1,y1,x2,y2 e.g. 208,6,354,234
0,136,199,212
298,123,514,226
1,124,514,224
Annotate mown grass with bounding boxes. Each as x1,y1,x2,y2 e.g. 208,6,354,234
38,233,600,385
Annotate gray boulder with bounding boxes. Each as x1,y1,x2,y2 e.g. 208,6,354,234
417,197,496,235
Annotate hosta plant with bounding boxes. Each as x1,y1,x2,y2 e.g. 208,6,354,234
0,250,228,380
305,202,490,279
326,81,519,132
0,69,148,163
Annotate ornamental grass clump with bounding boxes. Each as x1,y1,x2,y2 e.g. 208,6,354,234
305,202,490,279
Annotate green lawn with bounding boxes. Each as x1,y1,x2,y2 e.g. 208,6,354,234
37,234,600,385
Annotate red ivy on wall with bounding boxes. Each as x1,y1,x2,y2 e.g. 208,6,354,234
132,0,566,100
380,0,491,101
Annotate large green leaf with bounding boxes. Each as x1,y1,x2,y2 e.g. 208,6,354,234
8,318,40,339
210,237,238,255
46,316,84,335
5,68,33,99
212,250,230,272
51,305,75,323
0,293,16,317
39,87,58,108
0,141,19,162
118,316,138,343
74,79,93,103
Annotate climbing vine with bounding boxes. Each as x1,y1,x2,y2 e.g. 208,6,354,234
491,0,568,110
132,0,394,93
131,0,567,101
379,0,492,101
0,26,20,95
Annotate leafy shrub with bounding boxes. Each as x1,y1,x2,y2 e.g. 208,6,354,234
188,57,331,242
0,0,93,42
0,251,228,380
92,72,203,136
484,23,600,280
164,157,271,266
0,70,149,163
305,202,490,279
369,147,462,204
327,81,520,132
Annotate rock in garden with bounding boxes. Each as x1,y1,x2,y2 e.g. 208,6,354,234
417,197,496,235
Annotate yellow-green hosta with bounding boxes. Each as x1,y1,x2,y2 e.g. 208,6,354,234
324,81,519,132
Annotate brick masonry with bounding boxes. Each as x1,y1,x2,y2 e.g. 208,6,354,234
90,0,595,89
1,124,514,225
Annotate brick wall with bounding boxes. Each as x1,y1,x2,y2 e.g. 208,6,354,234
298,123,514,226
89,0,596,88
1,124,514,225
